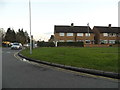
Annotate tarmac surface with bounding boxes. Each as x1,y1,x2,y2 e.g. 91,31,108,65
2,48,119,88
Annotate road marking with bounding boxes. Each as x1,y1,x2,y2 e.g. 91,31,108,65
14,52,119,82
14,52,23,61
6,52,11,53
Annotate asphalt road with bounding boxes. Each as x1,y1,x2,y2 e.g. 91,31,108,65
2,48,119,88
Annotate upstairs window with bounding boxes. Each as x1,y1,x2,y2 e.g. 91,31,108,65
109,33,116,37
59,33,65,36
85,33,90,36
77,33,83,36
103,33,108,36
67,33,73,36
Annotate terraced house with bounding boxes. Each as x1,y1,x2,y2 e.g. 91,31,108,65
54,23,94,44
93,24,120,44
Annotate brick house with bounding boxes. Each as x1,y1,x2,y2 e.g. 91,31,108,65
54,23,94,44
93,24,120,44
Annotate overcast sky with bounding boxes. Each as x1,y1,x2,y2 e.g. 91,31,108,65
0,0,119,41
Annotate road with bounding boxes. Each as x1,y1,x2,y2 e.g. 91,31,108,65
2,48,119,88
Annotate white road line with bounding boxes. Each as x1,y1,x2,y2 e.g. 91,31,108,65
14,52,119,82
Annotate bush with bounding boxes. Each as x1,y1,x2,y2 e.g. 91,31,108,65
37,42,55,47
58,42,84,47
37,41,84,47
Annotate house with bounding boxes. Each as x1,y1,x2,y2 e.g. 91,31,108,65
93,24,120,44
54,23,94,44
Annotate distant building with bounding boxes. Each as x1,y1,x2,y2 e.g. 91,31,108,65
93,24,120,44
48,35,55,42
54,23,94,44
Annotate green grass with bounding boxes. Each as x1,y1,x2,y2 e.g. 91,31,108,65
21,47,119,73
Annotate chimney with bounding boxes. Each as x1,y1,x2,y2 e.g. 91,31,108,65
108,24,111,28
71,23,74,27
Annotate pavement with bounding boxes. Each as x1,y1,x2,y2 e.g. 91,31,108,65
2,48,119,88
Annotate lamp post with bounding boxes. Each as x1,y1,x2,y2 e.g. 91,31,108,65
87,23,90,44
29,0,32,54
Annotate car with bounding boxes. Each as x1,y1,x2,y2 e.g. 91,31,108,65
11,43,22,50
23,43,30,47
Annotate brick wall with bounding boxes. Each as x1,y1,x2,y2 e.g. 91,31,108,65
93,27,119,44
55,33,94,43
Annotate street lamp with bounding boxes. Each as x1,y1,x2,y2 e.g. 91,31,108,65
29,0,32,54
87,23,90,44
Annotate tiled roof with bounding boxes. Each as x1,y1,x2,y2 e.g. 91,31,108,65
94,26,120,33
54,25,93,33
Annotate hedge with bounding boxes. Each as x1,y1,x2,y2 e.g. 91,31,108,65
58,42,84,47
37,42,84,47
37,42,55,47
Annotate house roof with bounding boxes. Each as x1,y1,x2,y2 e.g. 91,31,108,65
54,25,93,33
93,26,120,33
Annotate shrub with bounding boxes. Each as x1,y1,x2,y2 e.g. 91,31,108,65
58,42,84,47
37,41,84,47
37,41,55,47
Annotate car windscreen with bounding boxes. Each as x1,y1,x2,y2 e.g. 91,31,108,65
13,43,19,45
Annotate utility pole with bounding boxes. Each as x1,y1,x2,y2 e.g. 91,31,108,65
29,0,32,54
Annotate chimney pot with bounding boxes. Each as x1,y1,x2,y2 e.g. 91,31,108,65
108,24,111,27
71,23,74,27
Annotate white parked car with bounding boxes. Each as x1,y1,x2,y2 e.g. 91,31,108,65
23,43,30,47
11,43,22,50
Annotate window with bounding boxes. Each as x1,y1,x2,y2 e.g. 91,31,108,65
113,33,116,37
109,40,115,44
85,33,90,36
117,33,120,37
59,33,64,36
101,40,108,44
77,33,83,36
77,40,84,42
85,40,91,44
103,33,108,36
109,33,116,37
67,33,73,36
66,40,73,42
59,40,64,42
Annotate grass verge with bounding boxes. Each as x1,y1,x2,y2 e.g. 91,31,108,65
21,47,119,73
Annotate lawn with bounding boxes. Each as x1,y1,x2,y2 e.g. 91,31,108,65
21,47,119,73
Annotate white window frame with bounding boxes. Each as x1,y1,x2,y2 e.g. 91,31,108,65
112,33,116,37
103,33,108,36
77,33,83,36
59,40,64,42
103,40,108,44
109,40,115,44
109,33,116,37
85,40,91,44
77,40,84,42
66,40,73,42
67,33,73,36
59,33,65,36
85,33,90,36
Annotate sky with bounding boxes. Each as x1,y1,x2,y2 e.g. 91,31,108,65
0,0,119,41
